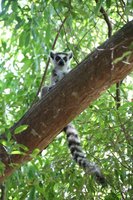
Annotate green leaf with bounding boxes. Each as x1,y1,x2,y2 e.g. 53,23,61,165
106,0,111,8
94,0,104,15
0,161,5,176
105,192,120,200
28,187,35,200
14,125,28,134
31,148,40,158
10,150,25,155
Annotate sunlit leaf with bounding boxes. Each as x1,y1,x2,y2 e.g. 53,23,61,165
14,125,28,134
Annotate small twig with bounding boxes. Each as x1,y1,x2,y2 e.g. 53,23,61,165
95,0,112,38
30,15,69,107
95,0,123,109
116,82,121,109
119,0,125,13
116,0,128,23
116,111,132,145
107,89,116,100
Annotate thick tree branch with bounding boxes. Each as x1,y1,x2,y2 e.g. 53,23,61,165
0,20,133,183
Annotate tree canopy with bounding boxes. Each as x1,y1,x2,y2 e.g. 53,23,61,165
0,0,133,199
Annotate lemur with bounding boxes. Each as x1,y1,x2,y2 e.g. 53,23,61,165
41,51,106,185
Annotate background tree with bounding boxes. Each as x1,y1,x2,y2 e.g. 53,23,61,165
0,0,133,199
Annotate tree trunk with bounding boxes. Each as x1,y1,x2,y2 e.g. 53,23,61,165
0,20,133,183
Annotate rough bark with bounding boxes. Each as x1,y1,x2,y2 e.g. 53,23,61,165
0,20,133,183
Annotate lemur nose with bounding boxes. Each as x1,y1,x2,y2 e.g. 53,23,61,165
58,60,64,66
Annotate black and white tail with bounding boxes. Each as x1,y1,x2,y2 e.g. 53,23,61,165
64,124,106,185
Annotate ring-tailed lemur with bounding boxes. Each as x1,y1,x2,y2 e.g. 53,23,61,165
41,51,106,185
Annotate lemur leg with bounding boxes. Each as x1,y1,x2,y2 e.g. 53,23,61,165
41,85,56,98
41,86,49,98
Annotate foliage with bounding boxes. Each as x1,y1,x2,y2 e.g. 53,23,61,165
0,0,133,199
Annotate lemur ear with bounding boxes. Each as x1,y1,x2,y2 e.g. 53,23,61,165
68,51,73,59
50,51,55,59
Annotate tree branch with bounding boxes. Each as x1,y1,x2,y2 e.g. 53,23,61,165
96,0,123,109
0,20,133,183
95,0,112,38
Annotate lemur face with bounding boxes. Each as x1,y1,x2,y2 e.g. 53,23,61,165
50,51,73,68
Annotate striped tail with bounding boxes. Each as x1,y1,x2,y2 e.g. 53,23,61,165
64,123,106,185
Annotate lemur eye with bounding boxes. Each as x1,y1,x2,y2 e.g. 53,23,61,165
63,56,67,62
55,56,60,62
